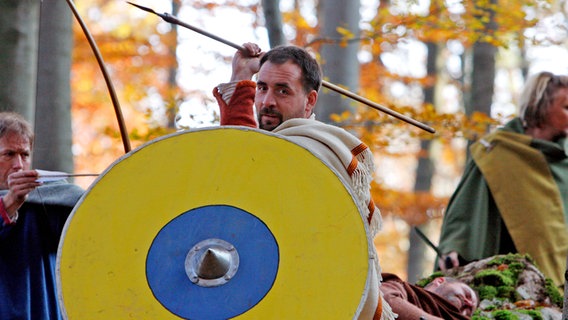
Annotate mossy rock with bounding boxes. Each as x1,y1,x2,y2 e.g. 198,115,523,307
422,253,563,319
474,269,516,287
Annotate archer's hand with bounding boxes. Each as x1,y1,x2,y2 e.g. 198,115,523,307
3,170,40,216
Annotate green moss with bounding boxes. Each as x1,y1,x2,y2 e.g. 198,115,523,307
544,278,563,307
477,285,498,300
488,310,544,320
486,253,533,267
506,262,525,278
474,269,515,287
517,310,543,320
496,285,517,300
491,310,519,320
415,271,444,288
483,304,497,311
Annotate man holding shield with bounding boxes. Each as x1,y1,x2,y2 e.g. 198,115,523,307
213,43,394,320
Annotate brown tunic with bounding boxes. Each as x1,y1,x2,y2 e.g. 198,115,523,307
380,273,470,320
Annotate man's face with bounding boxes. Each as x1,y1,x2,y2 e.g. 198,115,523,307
0,132,32,189
542,87,568,141
254,60,317,131
431,281,478,317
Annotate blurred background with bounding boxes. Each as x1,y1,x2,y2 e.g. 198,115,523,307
1,0,567,283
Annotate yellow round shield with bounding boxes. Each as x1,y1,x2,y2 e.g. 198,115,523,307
57,126,373,319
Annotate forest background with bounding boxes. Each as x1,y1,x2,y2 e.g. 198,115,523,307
1,0,567,283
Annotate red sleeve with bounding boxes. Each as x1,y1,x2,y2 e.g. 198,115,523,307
0,197,16,225
213,80,258,128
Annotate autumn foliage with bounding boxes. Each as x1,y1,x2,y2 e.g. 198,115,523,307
70,0,560,277
70,0,554,213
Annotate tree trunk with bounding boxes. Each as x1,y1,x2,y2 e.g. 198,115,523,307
316,0,360,124
464,0,498,118
407,41,438,284
0,0,40,120
261,0,285,47
33,0,74,172
465,42,497,117
166,0,180,129
166,0,181,129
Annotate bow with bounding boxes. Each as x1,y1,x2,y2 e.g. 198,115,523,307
65,0,132,153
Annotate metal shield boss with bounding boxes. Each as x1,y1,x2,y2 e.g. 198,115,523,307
57,127,374,319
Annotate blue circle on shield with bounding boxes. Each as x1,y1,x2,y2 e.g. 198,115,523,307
146,205,279,319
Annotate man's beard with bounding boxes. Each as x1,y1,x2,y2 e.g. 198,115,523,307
258,109,283,131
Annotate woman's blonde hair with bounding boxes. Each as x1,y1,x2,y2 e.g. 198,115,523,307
519,71,568,129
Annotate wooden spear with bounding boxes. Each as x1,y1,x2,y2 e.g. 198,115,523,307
127,2,436,134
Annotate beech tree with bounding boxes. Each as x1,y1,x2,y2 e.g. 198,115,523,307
0,0,40,120
0,0,75,173
315,0,361,124
262,0,285,47
33,0,74,172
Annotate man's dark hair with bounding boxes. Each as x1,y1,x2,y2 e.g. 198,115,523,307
260,45,322,94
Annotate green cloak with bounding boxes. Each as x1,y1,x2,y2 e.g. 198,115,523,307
438,118,568,285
